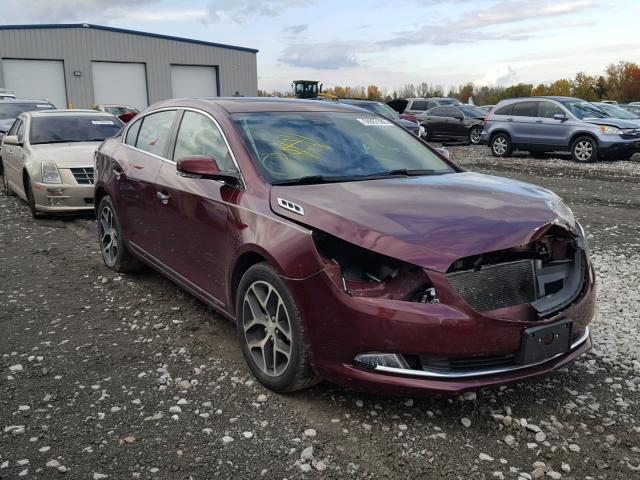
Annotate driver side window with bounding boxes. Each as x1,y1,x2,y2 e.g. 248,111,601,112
173,111,234,171
7,119,21,136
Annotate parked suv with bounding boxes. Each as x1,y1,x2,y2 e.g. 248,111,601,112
481,96,640,162
387,97,462,122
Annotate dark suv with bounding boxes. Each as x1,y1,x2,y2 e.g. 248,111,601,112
481,96,640,162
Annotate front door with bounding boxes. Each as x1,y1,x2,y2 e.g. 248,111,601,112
531,101,573,149
153,109,240,308
3,118,27,197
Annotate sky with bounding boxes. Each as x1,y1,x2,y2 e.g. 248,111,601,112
2,0,640,94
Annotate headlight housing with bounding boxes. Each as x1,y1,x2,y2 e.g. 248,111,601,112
599,125,623,135
41,161,62,184
545,195,576,231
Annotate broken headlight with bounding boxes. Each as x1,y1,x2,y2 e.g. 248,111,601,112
312,230,438,303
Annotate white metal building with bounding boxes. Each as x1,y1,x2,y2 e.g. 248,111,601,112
0,24,258,109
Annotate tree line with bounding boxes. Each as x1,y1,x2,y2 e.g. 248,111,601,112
258,61,640,105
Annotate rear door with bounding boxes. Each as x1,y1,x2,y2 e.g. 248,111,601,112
445,107,467,137
115,109,178,253
531,101,572,149
424,107,453,137
153,109,239,307
509,101,539,145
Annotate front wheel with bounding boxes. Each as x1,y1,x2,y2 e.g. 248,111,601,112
571,136,598,163
469,126,482,145
97,195,141,272
236,263,318,393
491,133,513,157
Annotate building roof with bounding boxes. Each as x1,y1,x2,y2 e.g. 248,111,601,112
0,23,258,54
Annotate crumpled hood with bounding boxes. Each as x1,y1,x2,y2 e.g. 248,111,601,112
271,172,574,272
583,117,639,129
30,142,100,168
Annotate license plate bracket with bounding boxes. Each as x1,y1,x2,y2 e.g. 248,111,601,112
515,320,572,364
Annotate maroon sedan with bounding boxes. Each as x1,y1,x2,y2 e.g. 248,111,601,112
94,98,595,396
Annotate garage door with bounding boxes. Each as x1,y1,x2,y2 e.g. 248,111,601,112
171,65,218,98
92,62,148,110
2,59,67,108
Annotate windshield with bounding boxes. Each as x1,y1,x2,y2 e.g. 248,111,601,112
0,103,54,121
598,104,639,120
355,102,400,120
233,111,454,184
459,106,487,118
105,106,138,116
30,116,123,145
561,101,608,119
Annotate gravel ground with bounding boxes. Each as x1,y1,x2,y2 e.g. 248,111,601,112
1,147,639,479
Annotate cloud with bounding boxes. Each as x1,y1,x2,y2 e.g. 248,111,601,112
283,24,308,35
475,65,518,87
206,0,313,23
279,42,362,69
2,0,160,23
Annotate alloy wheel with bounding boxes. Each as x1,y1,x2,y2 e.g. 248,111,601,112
99,205,119,264
242,280,293,377
470,128,482,144
493,137,508,155
574,141,593,161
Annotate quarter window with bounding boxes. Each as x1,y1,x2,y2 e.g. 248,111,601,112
16,120,25,141
135,110,177,157
7,119,21,136
538,102,565,118
125,119,142,146
494,104,514,116
173,111,233,170
512,101,539,117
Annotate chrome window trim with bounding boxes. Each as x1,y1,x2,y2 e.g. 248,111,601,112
121,105,246,189
369,326,590,380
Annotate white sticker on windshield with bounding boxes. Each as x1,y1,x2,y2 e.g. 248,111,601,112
357,117,393,126
36,104,51,108
92,120,115,125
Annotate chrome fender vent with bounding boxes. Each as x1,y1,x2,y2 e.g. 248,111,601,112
277,198,304,215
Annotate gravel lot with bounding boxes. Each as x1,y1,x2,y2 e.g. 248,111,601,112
1,147,639,479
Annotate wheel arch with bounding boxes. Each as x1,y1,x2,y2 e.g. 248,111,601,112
229,249,271,315
488,129,511,144
94,185,109,216
569,131,599,149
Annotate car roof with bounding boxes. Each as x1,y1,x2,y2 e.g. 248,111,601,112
152,97,366,114
98,104,136,107
0,99,54,104
27,109,115,117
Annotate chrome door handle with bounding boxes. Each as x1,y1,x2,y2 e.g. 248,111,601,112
156,191,170,205
535,120,543,123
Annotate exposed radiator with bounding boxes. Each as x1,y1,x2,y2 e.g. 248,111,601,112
446,259,537,312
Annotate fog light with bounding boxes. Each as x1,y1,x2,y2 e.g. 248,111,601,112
354,353,409,370
47,188,65,197
48,197,66,206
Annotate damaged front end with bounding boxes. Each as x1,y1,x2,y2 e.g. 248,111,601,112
445,222,590,320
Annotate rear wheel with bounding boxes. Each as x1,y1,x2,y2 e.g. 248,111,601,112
571,136,598,163
236,263,318,393
469,126,482,145
491,133,512,157
97,195,141,272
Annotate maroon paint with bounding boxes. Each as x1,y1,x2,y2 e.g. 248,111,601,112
95,98,596,396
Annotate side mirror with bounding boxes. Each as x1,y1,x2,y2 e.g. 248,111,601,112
3,135,22,146
177,155,240,184
435,147,450,159
454,115,464,121
553,113,568,121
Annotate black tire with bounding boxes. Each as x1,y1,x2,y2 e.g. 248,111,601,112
422,127,431,141
2,170,14,197
571,136,599,163
97,195,141,273
490,133,513,157
24,176,41,217
236,262,318,393
469,126,482,145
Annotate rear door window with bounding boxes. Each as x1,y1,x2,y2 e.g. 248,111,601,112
428,107,449,117
512,101,539,117
494,104,514,116
135,110,177,157
411,101,428,111
538,102,565,118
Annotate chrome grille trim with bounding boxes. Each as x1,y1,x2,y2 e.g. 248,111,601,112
70,167,95,185
371,327,590,380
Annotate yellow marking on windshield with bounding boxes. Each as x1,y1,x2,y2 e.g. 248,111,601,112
278,134,332,160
